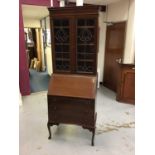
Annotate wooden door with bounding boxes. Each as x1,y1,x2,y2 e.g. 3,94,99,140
103,22,126,92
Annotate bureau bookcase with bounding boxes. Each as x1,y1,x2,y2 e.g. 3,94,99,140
47,6,100,146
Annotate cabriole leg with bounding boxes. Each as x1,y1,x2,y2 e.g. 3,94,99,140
91,129,95,146
47,122,52,139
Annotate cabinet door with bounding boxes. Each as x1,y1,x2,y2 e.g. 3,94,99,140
117,67,135,104
52,18,72,73
76,17,98,74
121,70,135,103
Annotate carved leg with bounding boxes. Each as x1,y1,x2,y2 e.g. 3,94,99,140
91,129,95,146
91,113,97,146
47,123,52,139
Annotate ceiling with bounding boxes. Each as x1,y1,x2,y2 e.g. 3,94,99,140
22,5,49,20
68,0,122,5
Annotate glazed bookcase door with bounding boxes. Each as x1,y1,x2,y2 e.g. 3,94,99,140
52,18,72,73
76,17,97,74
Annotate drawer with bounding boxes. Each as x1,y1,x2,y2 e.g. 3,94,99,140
48,96,95,126
48,96,94,110
48,102,93,112
48,109,95,126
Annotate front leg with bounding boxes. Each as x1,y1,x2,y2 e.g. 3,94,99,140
47,122,52,139
91,129,95,146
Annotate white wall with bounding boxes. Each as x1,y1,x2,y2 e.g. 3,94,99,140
107,0,129,22
19,90,22,106
97,12,107,83
24,18,41,28
45,16,53,75
46,16,50,29
45,46,53,76
123,0,135,63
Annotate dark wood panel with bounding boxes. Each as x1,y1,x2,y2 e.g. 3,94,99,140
122,72,135,100
48,96,95,126
66,2,106,12
116,64,135,104
48,74,97,99
48,6,99,16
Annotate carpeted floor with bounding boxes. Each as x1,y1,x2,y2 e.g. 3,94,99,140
29,69,51,93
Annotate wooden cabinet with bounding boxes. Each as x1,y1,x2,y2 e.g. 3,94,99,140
47,6,99,146
48,6,99,74
47,74,97,146
116,64,135,104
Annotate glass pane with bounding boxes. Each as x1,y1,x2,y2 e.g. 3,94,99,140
55,60,69,71
77,28,94,44
77,61,93,72
54,28,69,43
77,45,95,53
76,18,96,73
77,53,95,59
53,19,70,71
55,53,70,59
55,45,69,53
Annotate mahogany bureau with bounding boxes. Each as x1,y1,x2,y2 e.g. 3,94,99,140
47,73,97,146
47,6,100,146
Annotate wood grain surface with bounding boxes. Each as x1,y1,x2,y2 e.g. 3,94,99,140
48,74,97,99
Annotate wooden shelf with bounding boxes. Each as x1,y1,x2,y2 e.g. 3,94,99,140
77,53,95,55
77,26,95,28
54,26,69,28
55,43,70,45
56,58,70,61
55,52,70,53
76,70,93,74
77,59,94,62
77,43,95,46
77,52,95,54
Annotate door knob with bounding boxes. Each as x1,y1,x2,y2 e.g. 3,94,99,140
116,58,122,63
